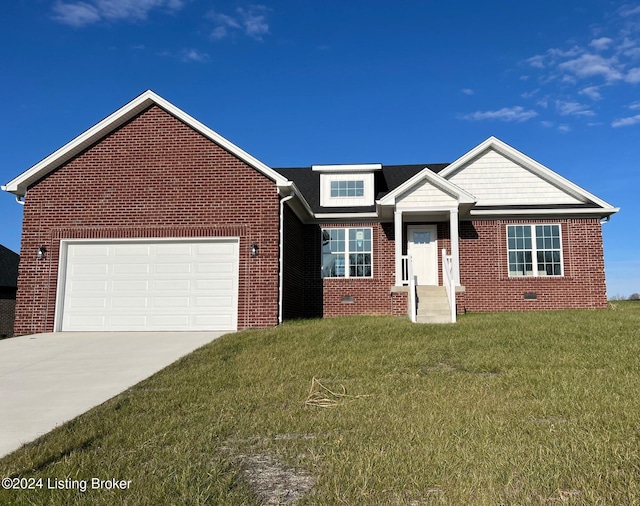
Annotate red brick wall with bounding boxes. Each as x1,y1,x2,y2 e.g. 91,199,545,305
322,222,397,317
322,217,608,318
15,105,281,335
455,218,608,312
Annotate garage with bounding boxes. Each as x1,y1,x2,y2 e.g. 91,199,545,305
56,238,239,332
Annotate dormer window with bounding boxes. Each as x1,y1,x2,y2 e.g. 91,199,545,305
313,163,381,208
330,180,364,198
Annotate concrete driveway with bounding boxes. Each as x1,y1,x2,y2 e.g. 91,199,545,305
0,331,226,458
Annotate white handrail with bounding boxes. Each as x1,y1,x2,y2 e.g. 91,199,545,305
441,248,457,323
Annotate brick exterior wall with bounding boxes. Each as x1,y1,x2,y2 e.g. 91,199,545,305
321,217,608,318
322,222,397,317
15,105,281,335
456,218,608,312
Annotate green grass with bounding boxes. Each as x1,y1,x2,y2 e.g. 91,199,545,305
2,302,640,504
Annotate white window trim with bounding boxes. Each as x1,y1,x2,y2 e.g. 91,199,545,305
320,173,375,207
321,227,373,279
506,224,564,278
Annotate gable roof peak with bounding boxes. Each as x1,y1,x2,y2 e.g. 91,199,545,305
3,91,288,196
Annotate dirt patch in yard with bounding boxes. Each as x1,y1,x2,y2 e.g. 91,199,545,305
236,452,316,505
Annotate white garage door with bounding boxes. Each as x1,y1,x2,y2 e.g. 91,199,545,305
57,239,239,331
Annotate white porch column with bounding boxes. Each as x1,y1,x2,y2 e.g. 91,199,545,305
449,208,460,284
394,210,403,285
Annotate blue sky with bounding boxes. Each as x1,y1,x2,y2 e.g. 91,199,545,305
1,1,638,297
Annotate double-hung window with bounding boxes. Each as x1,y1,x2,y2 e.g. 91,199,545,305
507,224,563,277
321,227,372,278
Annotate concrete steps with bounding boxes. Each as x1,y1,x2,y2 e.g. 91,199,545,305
415,285,452,324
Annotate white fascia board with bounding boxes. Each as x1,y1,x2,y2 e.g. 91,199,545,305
314,212,379,219
379,167,476,206
4,90,288,196
469,207,620,217
278,182,314,217
312,163,382,172
439,136,617,211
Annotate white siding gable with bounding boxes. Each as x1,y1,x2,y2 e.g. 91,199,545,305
396,177,458,209
447,149,585,206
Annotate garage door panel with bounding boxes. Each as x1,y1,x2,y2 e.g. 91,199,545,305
155,263,191,274
68,297,107,308
153,296,190,308
71,264,109,275
196,279,233,291
114,244,151,256
156,243,193,256
111,297,148,308
60,239,238,331
67,314,107,329
73,245,110,257
110,315,149,328
113,263,150,276
154,279,190,290
113,279,149,291
194,314,234,327
69,280,109,292
196,296,233,308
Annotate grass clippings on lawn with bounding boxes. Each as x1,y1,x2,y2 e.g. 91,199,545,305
2,302,640,504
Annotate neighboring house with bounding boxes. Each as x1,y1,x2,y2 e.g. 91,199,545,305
2,91,618,334
0,245,19,337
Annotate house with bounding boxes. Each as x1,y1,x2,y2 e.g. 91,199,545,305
2,91,618,334
0,245,19,337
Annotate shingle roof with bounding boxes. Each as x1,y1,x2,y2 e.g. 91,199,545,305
0,245,19,288
274,163,449,214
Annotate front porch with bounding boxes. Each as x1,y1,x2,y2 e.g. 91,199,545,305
392,210,465,324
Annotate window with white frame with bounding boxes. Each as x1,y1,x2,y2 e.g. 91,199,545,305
321,227,372,278
507,224,563,277
330,180,365,198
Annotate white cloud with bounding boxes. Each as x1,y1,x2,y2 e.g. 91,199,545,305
558,124,571,132
579,85,602,100
558,53,623,82
555,100,595,116
180,48,209,63
52,1,100,26
626,67,640,82
527,54,546,69
589,37,613,51
629,101,640,110
461,88,474,95
618,4,640,17
463,106,538,122
52,0,186,26
208,5,270,41
612,113,640,127
520,6,640,130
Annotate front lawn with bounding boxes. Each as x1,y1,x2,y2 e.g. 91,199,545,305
2,302,640,504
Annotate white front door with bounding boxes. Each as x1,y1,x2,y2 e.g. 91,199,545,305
407,225,438,285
